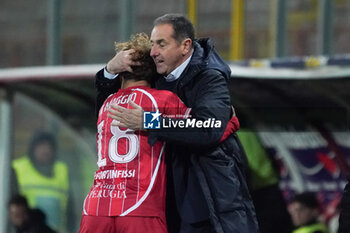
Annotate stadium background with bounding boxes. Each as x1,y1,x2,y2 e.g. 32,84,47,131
1,0,350,233
1,0,350,66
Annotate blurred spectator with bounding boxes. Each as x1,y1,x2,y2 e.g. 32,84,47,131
288,192,329,233
8,194,56,233
238,130,294,233
12,131,73,232
328,208,339,233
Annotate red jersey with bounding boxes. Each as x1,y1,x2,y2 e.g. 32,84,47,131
83,86,190,218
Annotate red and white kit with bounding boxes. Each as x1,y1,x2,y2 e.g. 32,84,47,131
83,86,190,219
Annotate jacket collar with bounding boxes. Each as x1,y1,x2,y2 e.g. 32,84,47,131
164,53,193,82
177,40,208,86
178,38,231,87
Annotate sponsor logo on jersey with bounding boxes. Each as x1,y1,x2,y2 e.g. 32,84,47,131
94,169,136,180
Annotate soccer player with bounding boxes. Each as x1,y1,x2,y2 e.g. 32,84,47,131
78,33,190,233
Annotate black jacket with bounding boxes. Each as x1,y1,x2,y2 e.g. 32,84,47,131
95,38,259,233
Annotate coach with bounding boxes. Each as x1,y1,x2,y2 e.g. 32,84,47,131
96,13,259,233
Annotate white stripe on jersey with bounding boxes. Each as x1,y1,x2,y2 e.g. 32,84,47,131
120,160,128,213
119,88,161,216
136,92,144,203
96,196,100,216
120,143,166,216
83,195,88,215
133,88,159,110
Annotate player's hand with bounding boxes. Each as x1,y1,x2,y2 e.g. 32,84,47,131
107,100,144,130
106,49,142,74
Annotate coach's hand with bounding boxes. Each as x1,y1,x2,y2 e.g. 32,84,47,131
106,49,142,74
108,101,144,130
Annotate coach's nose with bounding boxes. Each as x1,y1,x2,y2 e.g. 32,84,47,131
150,45,159,58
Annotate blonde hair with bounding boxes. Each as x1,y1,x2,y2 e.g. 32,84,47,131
114,33,156,83
115,33,151,61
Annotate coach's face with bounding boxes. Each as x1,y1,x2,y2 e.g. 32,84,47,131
150,24,191,76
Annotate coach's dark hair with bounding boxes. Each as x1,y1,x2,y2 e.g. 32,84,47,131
154,13,195,46
115,33,157,84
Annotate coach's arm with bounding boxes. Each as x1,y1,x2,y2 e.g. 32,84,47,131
95,49,141,115
149,70,234,148
109,70,236,148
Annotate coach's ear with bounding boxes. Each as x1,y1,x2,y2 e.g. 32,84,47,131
181,38,192,56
